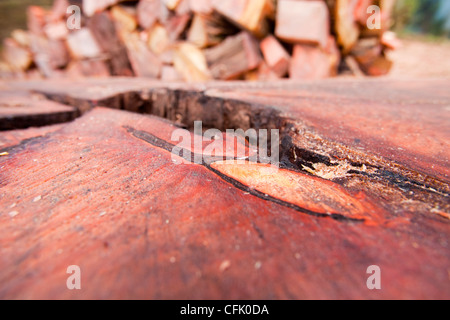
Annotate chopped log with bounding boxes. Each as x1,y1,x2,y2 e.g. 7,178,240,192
343,55,366,76
88,12,134,76
0,62,13,78
187,12,233,48
204,31,262,80
0,0,398,80
362,55,392,76
325,35,341,76
147,23,170,55
259,35,290,78
11,30,31,47
189,0,213,14
111,5,138,33
334,0,360,52
163,0,182,10
67,28,103,60
165,13,192,41
174,0,191,15
353,0,374,26
351,37,382,65
49,0,70,22
189,11,240,47
211,0,273,37
83,0,121,17
256,62,280,81
43,21,69,40
2,39,32,72
358,0,394,37
29,35,70,77
381,31,402,50
289,44,331,80
27,6,47,36
66,59,111,78
137,0,168,30
351,37,391,75
188,14,210,48
122,32,162,78
161,65,183,81
174,42,212,82
159,48,176,64
275,0,330,48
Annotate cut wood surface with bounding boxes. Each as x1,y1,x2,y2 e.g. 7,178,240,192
260,35,290,78
1,0,397,80
275,0,330,48
204,32,262,80
8,77,450,185
0,90,77,130
0,77,448,299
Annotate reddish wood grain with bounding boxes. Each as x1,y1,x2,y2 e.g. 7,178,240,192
0,90,77,130
0,107,449,300
205,79,450,185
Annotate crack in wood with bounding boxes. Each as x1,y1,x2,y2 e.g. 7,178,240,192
27,81,449,217
124,125,365,223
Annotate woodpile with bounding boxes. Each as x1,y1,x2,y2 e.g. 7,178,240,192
0,0,398,81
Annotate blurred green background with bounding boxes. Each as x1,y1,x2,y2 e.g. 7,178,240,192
394,0,450,38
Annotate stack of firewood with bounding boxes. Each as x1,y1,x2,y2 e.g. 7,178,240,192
0,0,398,81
